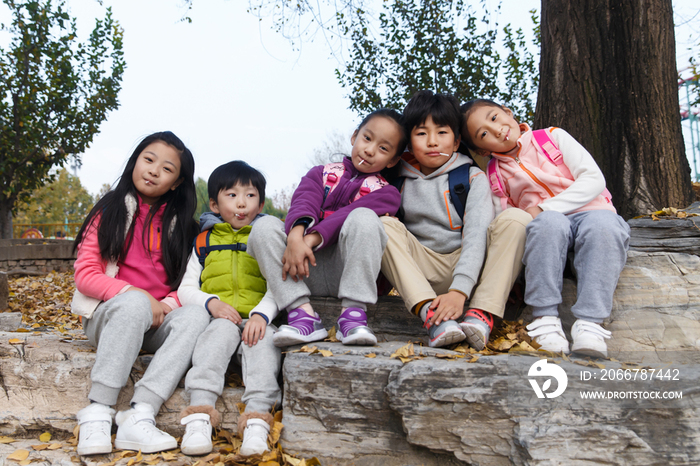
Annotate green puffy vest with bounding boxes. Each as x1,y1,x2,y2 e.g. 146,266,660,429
199,223,266,317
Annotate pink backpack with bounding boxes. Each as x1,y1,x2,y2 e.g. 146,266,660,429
486,129,612,210
320,162,389,219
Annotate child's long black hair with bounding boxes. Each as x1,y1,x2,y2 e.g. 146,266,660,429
74,131,199,288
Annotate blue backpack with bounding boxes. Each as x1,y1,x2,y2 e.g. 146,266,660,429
390,162,472,223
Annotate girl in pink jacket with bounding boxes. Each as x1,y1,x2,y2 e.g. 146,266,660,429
71,132,209,456
462,100,630,359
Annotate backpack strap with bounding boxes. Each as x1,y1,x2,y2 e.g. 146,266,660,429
531,128,564,165
448,163,471,220
195,230,211,268
532,128,613,202
486,158,510,212
195,229,247,268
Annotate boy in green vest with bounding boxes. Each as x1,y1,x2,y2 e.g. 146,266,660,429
176,161,281,457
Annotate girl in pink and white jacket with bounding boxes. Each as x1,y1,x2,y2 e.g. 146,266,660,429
462,99,630,359
71,132,210,456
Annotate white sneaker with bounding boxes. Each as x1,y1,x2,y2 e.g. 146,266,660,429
76,403,115,455
571,319,611,358
180,413,213,456
239,418,270,456
115,403,177,453
526,316,570,354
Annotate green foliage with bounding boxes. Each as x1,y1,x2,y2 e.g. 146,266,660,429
0,0,125,237
194,176,209,220
262,197,287,219
335,0,539,123
14,168,94,224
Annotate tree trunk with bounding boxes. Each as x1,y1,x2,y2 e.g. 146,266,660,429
0,198,14,239
534,0,693,219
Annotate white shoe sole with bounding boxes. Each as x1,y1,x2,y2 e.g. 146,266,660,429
272,328,328,347
339,332,377,346
115,438,177,454
572,344,607,358
77,444,112,456
181,442,213,456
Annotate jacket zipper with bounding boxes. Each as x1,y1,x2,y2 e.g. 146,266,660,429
510,154,555,198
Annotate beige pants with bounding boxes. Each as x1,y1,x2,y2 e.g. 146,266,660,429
380,208,531,317
380,216,462,313
469,208,531,318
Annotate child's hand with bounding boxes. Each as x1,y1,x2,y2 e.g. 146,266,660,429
127,286,166,329
242,314,267,347
208,299,243,324
282,226,316,282
526,206,543,219
430,290,467,325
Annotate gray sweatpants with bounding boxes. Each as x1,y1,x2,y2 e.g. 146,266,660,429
522,210,630,323
184,317,282,413
83,290,211,413
247,208,388,312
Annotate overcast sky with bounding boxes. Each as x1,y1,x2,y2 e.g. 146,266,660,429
2,0,699,197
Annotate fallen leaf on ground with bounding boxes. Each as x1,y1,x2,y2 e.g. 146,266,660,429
7,449,29,461
39,432,51,442
365,353,376,358
318,349,333,357
0,436,15,444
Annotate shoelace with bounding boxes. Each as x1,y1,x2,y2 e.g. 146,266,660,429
82,420,110,439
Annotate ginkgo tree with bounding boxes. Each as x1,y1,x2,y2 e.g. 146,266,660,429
0,0,125,238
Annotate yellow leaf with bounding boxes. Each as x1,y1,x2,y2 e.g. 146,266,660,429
31,444,48,450
47,443,62,450
200,453,221,463
259,462,280,466
365,353,377,358
262,449,279,461
8,338,24,344
15,328,30,333
390,343,414,359
305,458,322,466
7,449,30,461
269,421,284,445
319,349,333,357
39,432,51,442
283,454,304,466
326,326,339,342
0,436,16,444
237,402,247,414
299,345,319,354
160,452,178,461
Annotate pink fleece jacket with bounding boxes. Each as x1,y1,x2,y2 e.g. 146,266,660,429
73,200,179,310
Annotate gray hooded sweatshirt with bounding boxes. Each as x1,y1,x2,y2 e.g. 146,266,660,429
398,152,493,298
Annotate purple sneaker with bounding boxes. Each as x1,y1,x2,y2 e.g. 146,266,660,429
337,308,377,346
273,308,328,347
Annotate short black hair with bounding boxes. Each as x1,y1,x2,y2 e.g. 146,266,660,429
403,90,463,142
208,161,266,205
356,108,409,158
459,99,506,150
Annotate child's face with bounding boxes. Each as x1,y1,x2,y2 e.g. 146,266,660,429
210,182,264,230
409,115,460,175
466,105,520,154
131,141,183,205
350,116,402,174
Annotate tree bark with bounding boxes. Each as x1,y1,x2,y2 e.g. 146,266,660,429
0,199,14,239
534,0,693,219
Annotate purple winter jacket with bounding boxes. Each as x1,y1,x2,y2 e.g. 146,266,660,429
285,157,401,249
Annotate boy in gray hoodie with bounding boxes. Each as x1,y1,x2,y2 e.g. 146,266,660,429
380,90,493,348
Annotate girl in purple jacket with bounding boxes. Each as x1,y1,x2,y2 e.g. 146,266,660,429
247,109,407,346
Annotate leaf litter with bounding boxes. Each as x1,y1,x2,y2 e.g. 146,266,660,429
3,271,316,465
